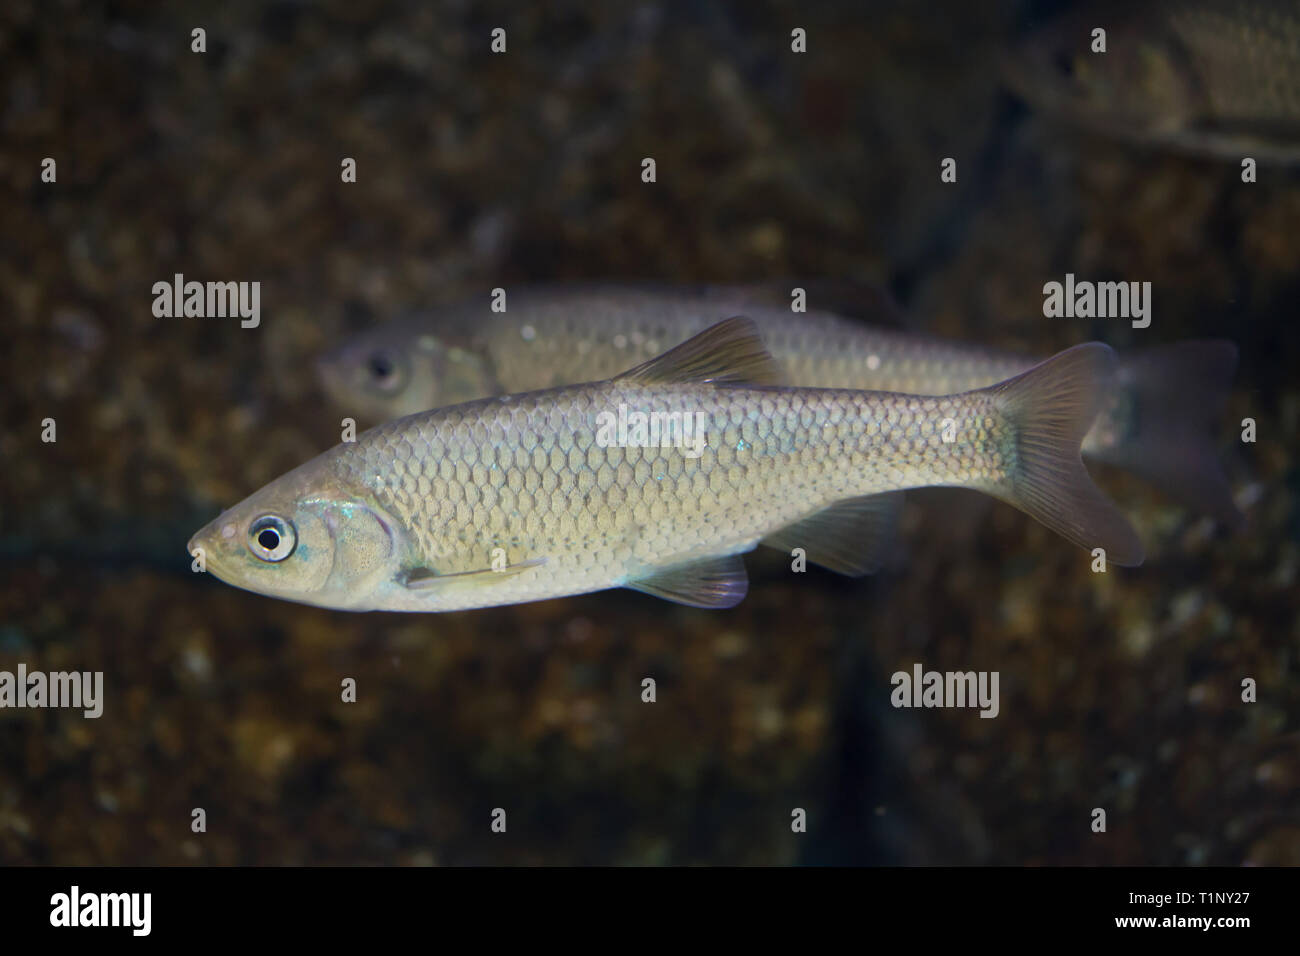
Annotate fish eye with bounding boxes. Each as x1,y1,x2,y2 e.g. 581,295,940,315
247,514,296,562
1053,50,1076,79
365,349,407,394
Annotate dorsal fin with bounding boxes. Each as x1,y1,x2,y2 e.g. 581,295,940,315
615,316,782,387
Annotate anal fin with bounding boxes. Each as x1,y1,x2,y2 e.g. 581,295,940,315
760,492,904,576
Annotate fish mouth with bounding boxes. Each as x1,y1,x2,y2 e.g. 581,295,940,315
186,520,211,557
315,346,357,387
187,528,213,573
187,518,232,577
314,353,361,414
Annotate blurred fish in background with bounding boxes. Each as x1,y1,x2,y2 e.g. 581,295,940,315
317,284,1243,526
1002,0,1300,161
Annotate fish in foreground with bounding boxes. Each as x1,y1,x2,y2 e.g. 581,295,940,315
1001,0,1300,162
192,318,1143,612
317,284,1241,526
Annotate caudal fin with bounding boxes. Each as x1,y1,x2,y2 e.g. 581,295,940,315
988,344,1145,566
1091,341,1243,528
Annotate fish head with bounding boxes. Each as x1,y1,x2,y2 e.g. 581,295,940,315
1002,12,1201,135
187,456,399,610
316,319,496,423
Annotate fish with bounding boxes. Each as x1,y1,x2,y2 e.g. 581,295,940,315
316,284,1242,526
191,318,1144,612
1001,0,1300,162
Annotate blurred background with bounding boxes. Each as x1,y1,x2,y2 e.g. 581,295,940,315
1,0,1296,864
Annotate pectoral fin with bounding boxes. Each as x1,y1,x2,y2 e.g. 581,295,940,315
761,492,904,576
625,554,749,608
398,557,547,590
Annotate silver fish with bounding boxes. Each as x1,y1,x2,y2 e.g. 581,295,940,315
192,319,1143,612
317,284,1241,526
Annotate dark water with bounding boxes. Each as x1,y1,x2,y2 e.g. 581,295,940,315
1,0,1295,865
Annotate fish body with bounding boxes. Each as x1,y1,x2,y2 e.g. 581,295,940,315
317,284,1241,525
1002,0,1300,161
320,284,1028,420
194,320,1142,612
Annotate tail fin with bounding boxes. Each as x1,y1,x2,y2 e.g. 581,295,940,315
988,344,1145,566
1089,341,1243,528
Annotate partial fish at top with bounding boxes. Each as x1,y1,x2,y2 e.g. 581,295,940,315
1002,0,1300,162
317,284,1242,527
